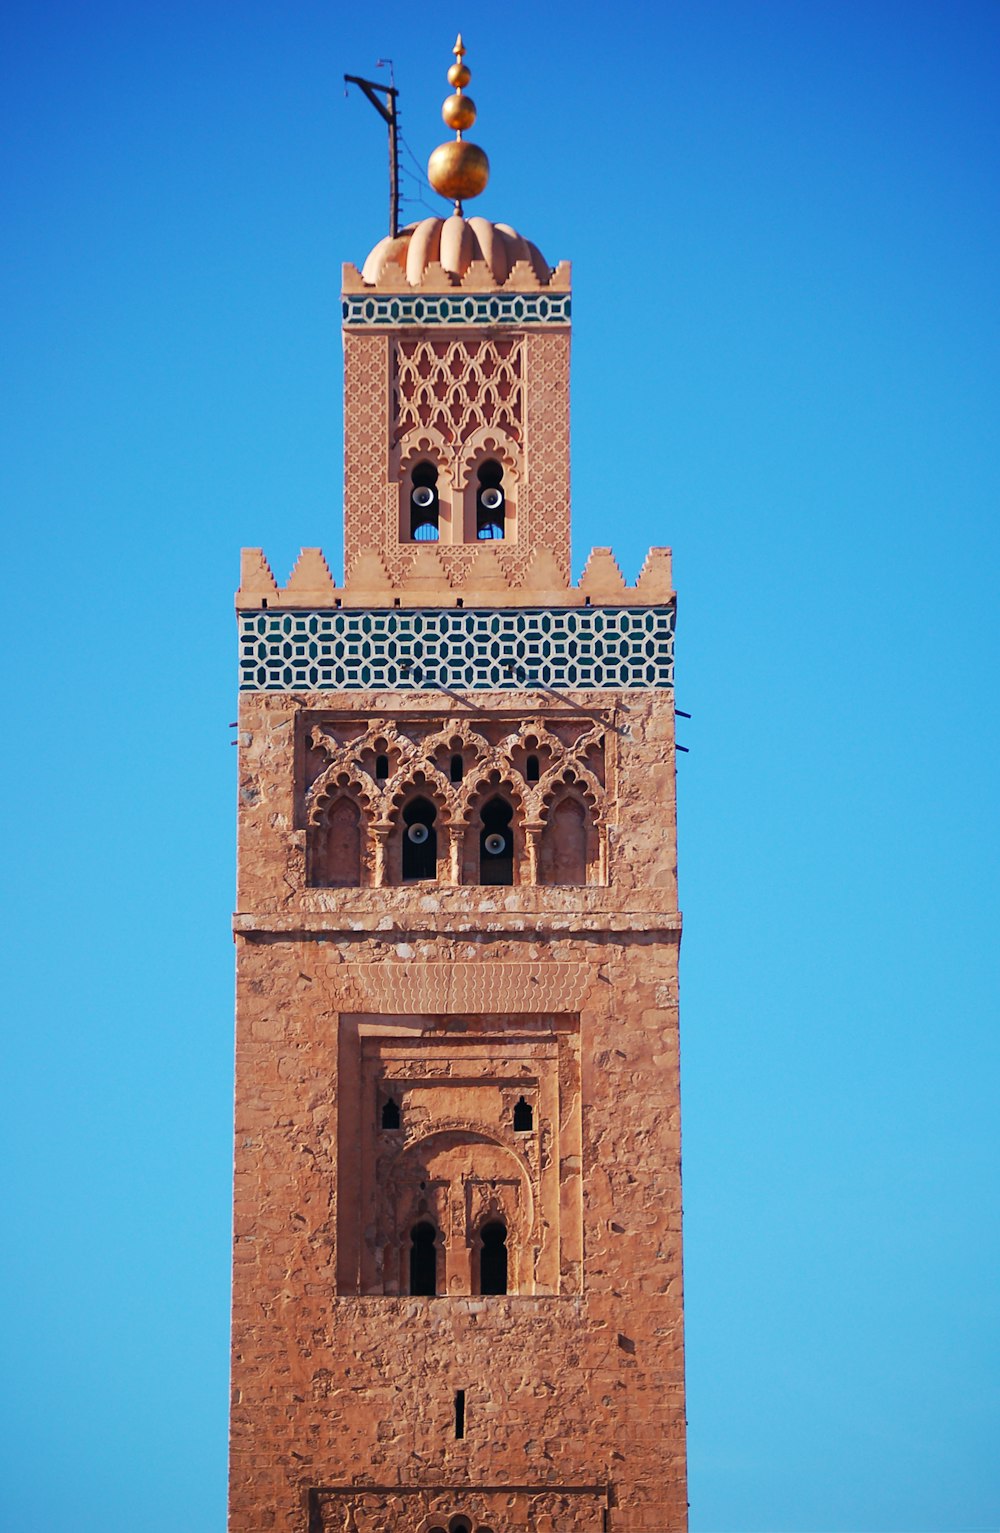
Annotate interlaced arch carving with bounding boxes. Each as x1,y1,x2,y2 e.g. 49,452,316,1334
306,766,374,828
304,714,608,886
393,337,523,449
454,427,520,491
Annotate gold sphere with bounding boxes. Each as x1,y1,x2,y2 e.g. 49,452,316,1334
427,139,489,201
447,61,471,88
442,92,477,131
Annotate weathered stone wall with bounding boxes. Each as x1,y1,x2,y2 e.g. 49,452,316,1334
229,685,687,1531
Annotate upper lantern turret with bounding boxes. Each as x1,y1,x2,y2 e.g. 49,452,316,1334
427,35,490,212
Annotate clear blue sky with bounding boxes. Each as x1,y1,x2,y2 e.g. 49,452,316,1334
2,2,998,1529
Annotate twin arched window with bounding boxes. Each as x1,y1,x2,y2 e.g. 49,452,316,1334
406,458,508,543
407,1219,509,1297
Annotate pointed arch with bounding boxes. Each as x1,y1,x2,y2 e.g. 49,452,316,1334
306,763,374,827
455,429,520,545
460,771,524,885
538,792,588,886
307,792,364,888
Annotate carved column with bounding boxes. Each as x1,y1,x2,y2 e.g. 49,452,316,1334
445,822,462,885
523,821,543,885
371,821,391,886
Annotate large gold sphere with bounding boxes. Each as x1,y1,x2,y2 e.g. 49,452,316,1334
442,92,477,131
447,61,471,88
427,139,489,201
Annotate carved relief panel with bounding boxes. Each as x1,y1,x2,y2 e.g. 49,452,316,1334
335,1017,582,1299
302,710,610,890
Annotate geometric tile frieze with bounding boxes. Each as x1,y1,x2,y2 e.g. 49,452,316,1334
342,291,571,328
237,605,675,693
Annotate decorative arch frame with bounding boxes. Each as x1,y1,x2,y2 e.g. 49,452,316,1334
455,428,520,545
386,770,453,886
536,768,605,886
385,1129,535,1298
395,427,455,545
459,770,526,887
421,722,491,785
305,774,371,888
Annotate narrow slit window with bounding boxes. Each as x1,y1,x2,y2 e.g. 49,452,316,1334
380,1097,400,1130
475,460,505,540
402,797,438,881
374,753,389,781
409,1222,437,1296
450,753,464,783
454,1389,466,1439
410,460,440,542
525,754,540,783
479,796,514,886
513,1096,533,1132
479,1221,508,1295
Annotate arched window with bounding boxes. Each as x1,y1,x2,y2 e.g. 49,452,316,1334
402,797,437,881
308,797,361,887
409,1221,437,1296
539,796,588,885
479,796,513,886
513,1096,533,1132
525,753,540,783
449,752,464,783
380,1097,400,1130
479,1221,508,1295
475,460,504,540
410,460,440,542
374,752,389,781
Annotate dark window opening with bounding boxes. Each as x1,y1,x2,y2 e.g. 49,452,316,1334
450,753,464,783
476,460,505,540
525,754,540,783
409,1221,437,1296
380,1097,400,1130
480,1221,508,1295
410,460,440,542
402,797,437,881
479,796,514,886
374,753,389,780
454,1389,465,1440
513,1096,533,1132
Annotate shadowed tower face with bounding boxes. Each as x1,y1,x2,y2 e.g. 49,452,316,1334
229,36,687,1533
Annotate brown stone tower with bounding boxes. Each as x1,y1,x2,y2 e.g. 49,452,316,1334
229,41,687,1533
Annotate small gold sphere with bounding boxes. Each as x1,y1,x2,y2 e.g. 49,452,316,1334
427,139,490,201
447,61,471,88
442,92,477,131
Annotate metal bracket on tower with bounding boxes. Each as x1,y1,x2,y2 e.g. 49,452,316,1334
344,71,401,238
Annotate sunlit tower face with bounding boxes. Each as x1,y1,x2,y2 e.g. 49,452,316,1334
229,35,686,1533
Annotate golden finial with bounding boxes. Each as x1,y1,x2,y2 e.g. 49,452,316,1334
427,33,489,213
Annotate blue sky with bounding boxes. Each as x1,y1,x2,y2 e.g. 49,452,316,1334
2,2,998,1530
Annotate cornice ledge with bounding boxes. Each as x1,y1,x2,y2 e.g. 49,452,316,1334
232,910,683,937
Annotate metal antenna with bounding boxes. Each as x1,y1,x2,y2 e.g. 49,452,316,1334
344,65,400,237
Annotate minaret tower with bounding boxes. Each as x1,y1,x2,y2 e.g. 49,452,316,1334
230,40,687,1532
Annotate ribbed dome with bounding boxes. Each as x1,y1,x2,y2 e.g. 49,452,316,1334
361,215,551,288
